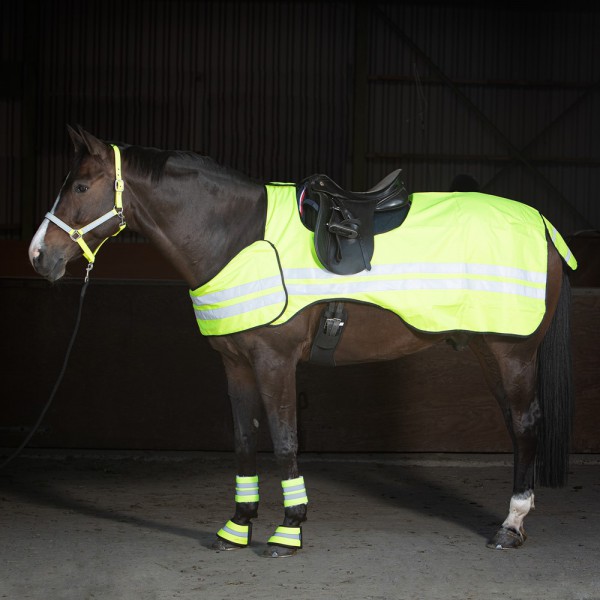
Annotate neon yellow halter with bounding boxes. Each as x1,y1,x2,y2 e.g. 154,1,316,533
45,144,127,277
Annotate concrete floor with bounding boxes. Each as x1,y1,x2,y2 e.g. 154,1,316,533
0,451,599,600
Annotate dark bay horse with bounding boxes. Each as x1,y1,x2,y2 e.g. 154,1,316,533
29,127,575,557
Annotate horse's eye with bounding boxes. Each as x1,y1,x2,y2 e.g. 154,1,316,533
74,183,88,193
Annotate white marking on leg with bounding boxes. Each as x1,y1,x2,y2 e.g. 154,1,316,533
28,220,49,264
502,491,534,533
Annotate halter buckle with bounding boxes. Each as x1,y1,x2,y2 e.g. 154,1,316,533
115,179,124,192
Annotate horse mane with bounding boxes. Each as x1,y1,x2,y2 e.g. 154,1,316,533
119,145,172,183
120,144,256,185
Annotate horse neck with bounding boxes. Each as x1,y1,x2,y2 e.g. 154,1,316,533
123,165,267,289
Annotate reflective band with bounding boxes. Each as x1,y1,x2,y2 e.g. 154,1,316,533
193,276,283,307
268,526,302,549
189,240,287,336
78,209,121,235
284,273,545,300
542,216,578,271
45,212,99,264
235,475,259,503
282,476,308,507
193,262,546,322
194,290,286,321
216,520,252,547
283,261,547,283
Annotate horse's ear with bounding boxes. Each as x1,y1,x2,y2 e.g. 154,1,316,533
76,126,111,162
67,124,85,153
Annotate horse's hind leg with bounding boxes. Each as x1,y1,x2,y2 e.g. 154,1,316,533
212,357,262,551
470,338,540,549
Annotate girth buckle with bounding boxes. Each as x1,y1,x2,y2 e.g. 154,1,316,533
324,315,345,336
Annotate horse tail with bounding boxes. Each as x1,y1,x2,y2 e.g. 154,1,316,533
535,269,574,488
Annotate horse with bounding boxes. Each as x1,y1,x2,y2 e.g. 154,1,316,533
28,126,576,557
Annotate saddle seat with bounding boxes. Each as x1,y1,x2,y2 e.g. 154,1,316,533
300,169,409,275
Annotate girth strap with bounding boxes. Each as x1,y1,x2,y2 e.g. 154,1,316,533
309,302,347,366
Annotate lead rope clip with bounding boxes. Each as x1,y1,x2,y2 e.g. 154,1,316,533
85,262,94,283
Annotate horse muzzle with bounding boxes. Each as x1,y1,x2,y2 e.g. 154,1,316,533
31,251,68,282
28,239,68,282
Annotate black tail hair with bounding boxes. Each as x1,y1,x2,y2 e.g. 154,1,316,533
535,271,574,487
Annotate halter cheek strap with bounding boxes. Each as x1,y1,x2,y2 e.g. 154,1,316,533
45,144,127,274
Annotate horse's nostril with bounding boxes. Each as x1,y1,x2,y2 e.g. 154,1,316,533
31,255,40,272
28,240,43,265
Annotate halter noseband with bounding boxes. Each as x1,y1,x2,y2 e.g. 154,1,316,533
45,144,127,275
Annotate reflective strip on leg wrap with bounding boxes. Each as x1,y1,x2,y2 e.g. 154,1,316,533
217,520,252,547
281,476,308,507
235,475,259,503
268,526,302,549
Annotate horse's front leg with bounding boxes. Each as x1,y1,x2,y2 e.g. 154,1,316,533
254,354,307,558
213,356,262,551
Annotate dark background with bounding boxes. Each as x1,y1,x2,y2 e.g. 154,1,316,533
1,1,599,452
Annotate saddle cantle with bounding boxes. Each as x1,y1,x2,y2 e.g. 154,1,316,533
300,169,409,275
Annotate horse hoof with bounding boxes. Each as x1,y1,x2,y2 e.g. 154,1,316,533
486,526,526,549
212,538,245,551
263,545,297,558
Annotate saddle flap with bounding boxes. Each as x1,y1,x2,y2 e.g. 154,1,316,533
306,170,408,275
314,195,375,275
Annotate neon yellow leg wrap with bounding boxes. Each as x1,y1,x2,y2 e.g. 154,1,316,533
234,474,260,503
217,520,252,547
282,476,308,507
268,526,302,549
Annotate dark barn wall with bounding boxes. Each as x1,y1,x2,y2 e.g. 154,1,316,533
2,1,599,240
2,1,599,452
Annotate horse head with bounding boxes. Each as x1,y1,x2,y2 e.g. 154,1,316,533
28,126,126,282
